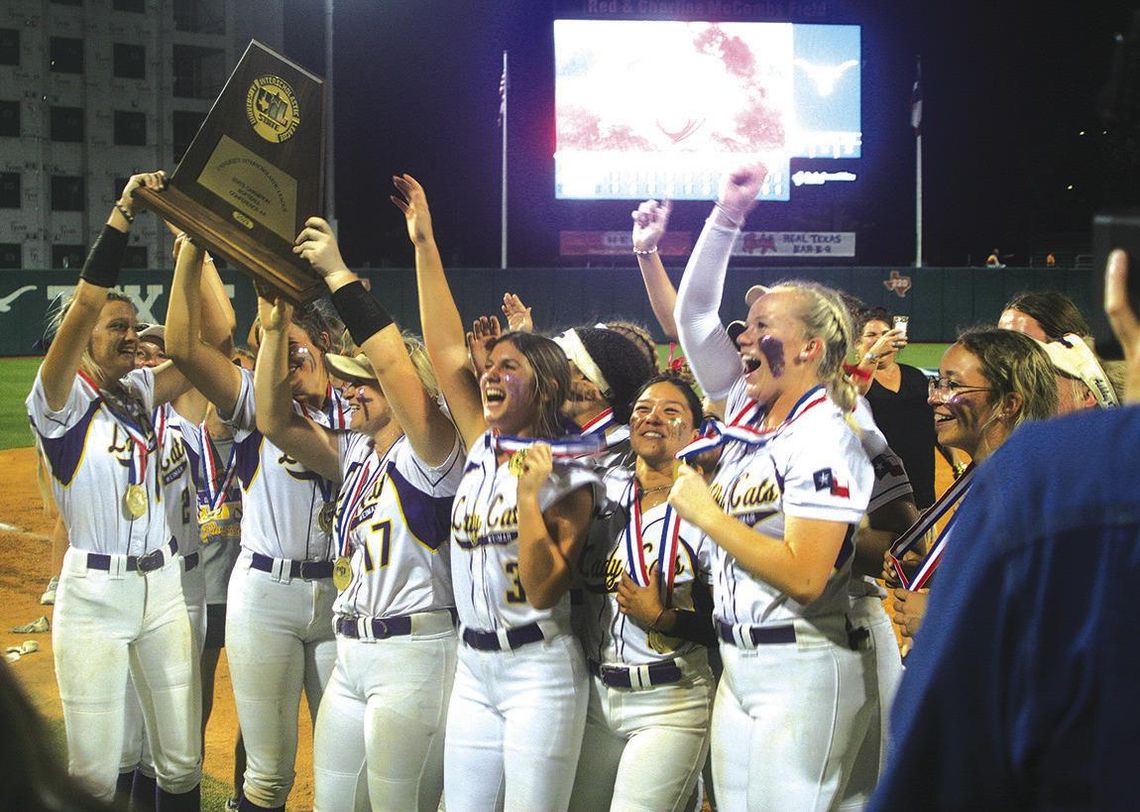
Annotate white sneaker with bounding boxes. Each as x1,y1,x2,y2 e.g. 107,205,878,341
40,576,58,605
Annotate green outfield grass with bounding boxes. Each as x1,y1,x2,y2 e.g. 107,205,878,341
0,346,951,451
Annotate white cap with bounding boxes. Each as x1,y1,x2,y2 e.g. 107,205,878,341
137,323,165,343
744,284,770,307
1036,334,1119,409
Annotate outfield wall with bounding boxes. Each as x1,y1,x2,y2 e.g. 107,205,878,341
0,266,1096,355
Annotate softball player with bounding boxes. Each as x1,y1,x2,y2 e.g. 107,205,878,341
570,375,715,812
280,219,466,810
391,174,598,811
674,165,874,810
166,241,349,812
26,172,201,808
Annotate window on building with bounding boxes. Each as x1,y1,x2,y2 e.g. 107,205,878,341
52,244,87,269
0,173,19,208
172,45,227,99
51,0,83,5
51,176,85,211
113,43,145,79
0,243,19,269
0,29,18,67
113,0,145,11
114,111,146,146
123,246,148,268
172,110,206,162
49,37,84,74
0,101,18,137
50,106,84,142
113,177,131,201
174,0,226,34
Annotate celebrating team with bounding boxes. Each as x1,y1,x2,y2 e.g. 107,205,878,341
28,162,1112,811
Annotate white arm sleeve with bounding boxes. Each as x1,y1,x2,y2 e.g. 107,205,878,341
674,218,744,401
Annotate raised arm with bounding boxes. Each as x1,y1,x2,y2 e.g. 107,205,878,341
40,172,165,410
632,199,679,340
674,164,766,400
167,221,236,354
392,174,486,450
515,444,594,609
166,235,243,417
293,216,459,467
253,297,340,481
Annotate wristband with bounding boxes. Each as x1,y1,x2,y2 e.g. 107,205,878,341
633,246,658,256
330,280,393,345
651,608,670,631
713,201,745,229
79,226,128,288
114,202,135,224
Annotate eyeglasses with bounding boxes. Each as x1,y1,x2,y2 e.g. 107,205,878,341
927,377,994,400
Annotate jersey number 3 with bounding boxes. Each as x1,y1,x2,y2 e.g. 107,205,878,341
504,560,528,604
363,520,392,572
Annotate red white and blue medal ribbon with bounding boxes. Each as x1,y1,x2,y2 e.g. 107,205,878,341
888,464,975,590
675,386,827,462
198,423,239,512
333,455,378,557
492,431,607,459
576,408,629,455
624,480,682,600
79,370,153,489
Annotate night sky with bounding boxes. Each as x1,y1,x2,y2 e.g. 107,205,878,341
280,0,1139,269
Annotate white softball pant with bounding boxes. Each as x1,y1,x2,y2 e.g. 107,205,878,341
226,550,337,809
53,547,202,802
121,559,208,777
838,596,901,811
312,614,457,812
569,653,714,812
712,616,873,812
444,632,588,812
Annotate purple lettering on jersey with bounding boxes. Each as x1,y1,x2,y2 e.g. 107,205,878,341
37,399,101,485
234,430,263,488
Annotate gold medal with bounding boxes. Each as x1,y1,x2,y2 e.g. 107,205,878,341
318,501,336,534
332,556,352,591
124,484,147,519
647,628,679,654
508,448,529,477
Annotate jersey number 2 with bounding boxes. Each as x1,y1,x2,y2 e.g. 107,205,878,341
363,520,392,572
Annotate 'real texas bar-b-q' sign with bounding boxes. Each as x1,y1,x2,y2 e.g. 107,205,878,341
134,40,326,304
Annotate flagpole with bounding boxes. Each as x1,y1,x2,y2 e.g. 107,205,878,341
912,55,922,268
325,0,336,234
500,51,508,270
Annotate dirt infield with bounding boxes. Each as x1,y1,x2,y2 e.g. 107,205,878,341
0,447,315,811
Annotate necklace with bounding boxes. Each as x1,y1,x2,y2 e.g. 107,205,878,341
638,483,673,497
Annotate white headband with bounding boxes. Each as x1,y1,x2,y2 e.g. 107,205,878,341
553,329,613,399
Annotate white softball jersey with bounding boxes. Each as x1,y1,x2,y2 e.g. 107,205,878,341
223,367,350,561
711,380,873,625
153,403,199,558
450,431,602,631
331,431,463,618
578,466,712,665
28,367,171,556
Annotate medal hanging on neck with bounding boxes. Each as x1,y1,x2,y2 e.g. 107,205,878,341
624,480,682,652
82,372,155,520
317,479,336,535
198,422,239,511
331,450,389,591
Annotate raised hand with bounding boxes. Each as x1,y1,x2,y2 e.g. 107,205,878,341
1105,249,1140,403
631,199,673,253
118,171,166,217
292,217,347,278
668,462,721,529
257,296,294,333
467,315,501,376
716,163,768,225
516,442,553,497
501,293,533,333
390,173,434,245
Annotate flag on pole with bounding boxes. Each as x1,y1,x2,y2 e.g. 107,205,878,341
910,57,922,132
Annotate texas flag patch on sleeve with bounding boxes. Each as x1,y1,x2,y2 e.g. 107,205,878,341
813,468,850,498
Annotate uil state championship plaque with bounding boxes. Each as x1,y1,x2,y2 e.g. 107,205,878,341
135,41,326,304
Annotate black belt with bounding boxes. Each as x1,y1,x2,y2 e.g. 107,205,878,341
716,619,796,646
87,539,179,574
462,622,544,651
250,552,333,580
589,659,683,689
183,552,199,572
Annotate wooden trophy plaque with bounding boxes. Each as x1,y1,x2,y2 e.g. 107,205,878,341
135,41,326,304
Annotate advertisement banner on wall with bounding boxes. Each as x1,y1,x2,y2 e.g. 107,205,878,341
733,231,856,257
